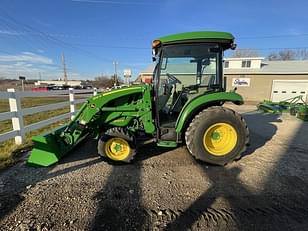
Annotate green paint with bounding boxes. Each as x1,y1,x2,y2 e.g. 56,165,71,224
296,105,308,121
27,127,67,166
157,140,178,148
114,143,121,152
27,84,156,167
212,132,220,140
158,31,234,44
175,92,244,133
27,125,89,167
27,149,60,167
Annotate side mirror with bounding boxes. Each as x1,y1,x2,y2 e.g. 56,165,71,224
231,43,237,50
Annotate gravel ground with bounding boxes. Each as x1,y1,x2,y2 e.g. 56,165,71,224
1,104,308,231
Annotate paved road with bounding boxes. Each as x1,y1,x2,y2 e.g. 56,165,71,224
1,105,308,230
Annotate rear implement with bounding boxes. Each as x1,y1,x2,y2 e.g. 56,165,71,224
257,95,308,121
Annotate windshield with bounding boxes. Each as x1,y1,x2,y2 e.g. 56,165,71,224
159,43,221,88
155,43,223,128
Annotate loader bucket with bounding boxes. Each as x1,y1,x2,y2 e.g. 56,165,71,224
27,126,68,167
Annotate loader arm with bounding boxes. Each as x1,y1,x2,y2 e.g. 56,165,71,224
28,85,155,166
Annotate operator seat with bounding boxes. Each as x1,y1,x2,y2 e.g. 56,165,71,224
157,84,173,112
207,74,216,89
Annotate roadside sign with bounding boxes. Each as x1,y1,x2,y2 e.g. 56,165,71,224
123,69,132,77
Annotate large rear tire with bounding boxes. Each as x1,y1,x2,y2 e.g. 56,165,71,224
185,106,249,165
97,128,136,163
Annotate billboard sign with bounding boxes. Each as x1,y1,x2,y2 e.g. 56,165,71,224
123,69,132,77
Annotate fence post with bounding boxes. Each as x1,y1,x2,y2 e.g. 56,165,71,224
8,88,25,145
93,87,97,96
69,88,75,120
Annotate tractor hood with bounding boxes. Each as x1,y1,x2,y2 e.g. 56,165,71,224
100,85,146,97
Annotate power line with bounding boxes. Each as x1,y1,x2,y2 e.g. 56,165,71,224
238,33,308,40
0,29,149,42
234,47,308,51
3,13,308,50
0,17,41,52
70,43,149,49
0,49,96,78
71,0,159,5
0,8,114,63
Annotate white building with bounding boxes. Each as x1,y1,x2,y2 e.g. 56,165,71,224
34,80,81,86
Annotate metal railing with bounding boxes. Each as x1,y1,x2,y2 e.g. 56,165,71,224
0,88,99,145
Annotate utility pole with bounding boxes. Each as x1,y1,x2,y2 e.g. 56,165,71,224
19,76,26,91
61,53,68,85
113,61,118,87
39,72,42,81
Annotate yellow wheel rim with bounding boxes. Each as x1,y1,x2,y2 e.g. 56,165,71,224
104,138,131,161
203,123,237,156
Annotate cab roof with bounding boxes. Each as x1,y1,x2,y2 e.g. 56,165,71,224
157,31,235,48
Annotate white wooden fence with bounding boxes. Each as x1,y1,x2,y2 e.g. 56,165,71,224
0,88,99,145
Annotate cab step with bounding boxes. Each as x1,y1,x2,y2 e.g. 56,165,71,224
157,140,178,148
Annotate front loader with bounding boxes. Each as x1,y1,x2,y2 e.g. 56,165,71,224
28,31,249,167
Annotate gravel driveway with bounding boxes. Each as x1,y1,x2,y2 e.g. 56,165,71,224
1,104,308,231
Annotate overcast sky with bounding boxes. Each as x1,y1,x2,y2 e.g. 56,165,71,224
0,0,308,80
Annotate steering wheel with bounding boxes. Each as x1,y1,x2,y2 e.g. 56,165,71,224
183,84,198,93
166,73,182,85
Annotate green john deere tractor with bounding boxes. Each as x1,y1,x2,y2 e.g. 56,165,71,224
27,31,249,167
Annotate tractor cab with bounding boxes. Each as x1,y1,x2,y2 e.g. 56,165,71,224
152,32,236,142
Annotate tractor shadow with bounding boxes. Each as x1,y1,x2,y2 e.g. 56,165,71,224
90,140,174,230
163,160,305,231
163,112,308,230
67,112,282,230
240,111,281,157
0,138,100,222
90,161,145,230
0,112,283,229
163,165,251,230
136,139,176,161
0,137,171,225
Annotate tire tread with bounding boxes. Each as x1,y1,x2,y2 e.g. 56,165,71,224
97,127,136,163
185,106,249,165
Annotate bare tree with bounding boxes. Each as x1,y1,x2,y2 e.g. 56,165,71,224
278,50,296,60
267,49,308,61
93,75,114,88
231,48,260,58
296,49,308,60
267,52,279,61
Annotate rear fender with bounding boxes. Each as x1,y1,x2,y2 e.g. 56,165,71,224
175,91,244,133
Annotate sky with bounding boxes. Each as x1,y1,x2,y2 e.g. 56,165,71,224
0,0,308,80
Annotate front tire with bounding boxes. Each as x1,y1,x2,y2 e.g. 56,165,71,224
97,128,136,163
185,106,249,165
